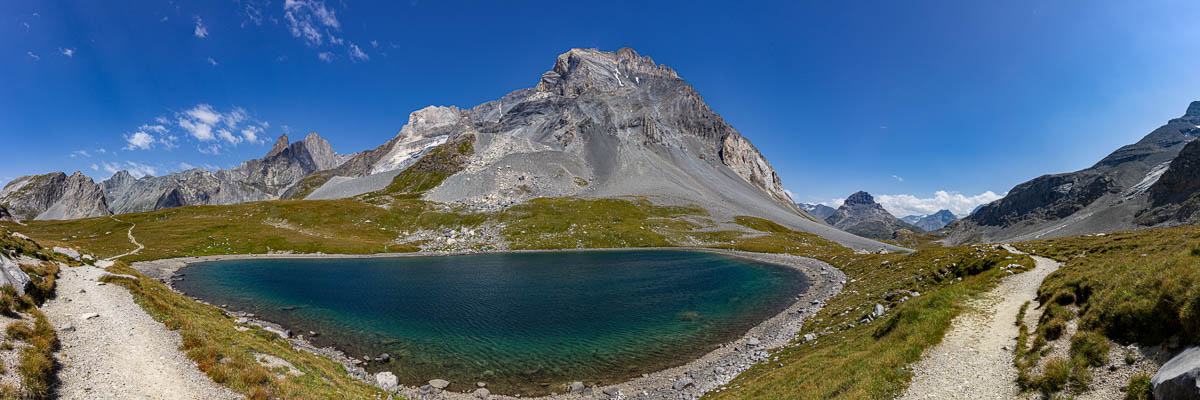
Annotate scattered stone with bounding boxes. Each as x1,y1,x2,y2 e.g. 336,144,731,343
803,333,817,342
60,324,75,332
429,379,450,390
602,387,620,397
80,313,99,320
476,382,487,388
98,272,137,281
569,381,585,392
1153,346,1200,400
747,337,761,346
672,377,694,390
474,388,490,398
375,371,398,392
872,304,886,318
377,353,390,362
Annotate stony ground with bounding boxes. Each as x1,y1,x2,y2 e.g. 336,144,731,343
899,247,1060,400
43,265,239,399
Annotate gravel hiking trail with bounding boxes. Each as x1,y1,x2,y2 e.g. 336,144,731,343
899,245,1060,400
103,216,143,261
43,265,239,399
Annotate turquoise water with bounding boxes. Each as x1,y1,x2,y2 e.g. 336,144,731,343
176,250,808,395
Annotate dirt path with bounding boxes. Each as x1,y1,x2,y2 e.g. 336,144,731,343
899,246,1060,400
43,265,239,399
103,216,143,261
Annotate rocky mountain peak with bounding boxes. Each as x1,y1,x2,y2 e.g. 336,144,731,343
536,48,680,97
845,191,876,205
267,134,290,158
1187,101,1200,118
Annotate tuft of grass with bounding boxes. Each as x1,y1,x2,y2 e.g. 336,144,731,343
1123,373,1153,400
1069,330,1110,368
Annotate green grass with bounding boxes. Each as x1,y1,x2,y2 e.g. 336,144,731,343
1011,224,1200,396
703,221,1034,399
100,262,385,399
500,197,708,249
1123,373,1153,400
0,230,63,400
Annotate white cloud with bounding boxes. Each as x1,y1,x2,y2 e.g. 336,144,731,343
69,150,91,158
59,47,75,57
216,129,242,144
207,57,219,66
123,161,158,178
193,16,208,38
100,161,121,175
241,125,264,144
891,175,903,182
369,40,378,48
166,104,269,150
27,52,39,61
97,148,107,154
317,52,333,63
782,189,796,202
90,163,99,171
348,43,368,62
875,190,1004,218
123,131,156,150
179,162,195,170
284,0,340,47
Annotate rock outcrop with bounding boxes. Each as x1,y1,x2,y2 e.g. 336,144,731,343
825,192,921,239
1153,346,1200,400
0,172,111,220
944,101,1200,244
0,254,31,295
1136,138,1200,225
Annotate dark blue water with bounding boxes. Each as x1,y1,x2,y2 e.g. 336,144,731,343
176,250,808,395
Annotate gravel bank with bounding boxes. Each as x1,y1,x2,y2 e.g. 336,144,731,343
899,247,1060,400
133,248,845,400
42,265,240,400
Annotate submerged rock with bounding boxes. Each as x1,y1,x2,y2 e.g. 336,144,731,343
429,379,450,390
568,381,585,392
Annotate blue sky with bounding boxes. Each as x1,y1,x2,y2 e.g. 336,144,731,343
3,1,1200,217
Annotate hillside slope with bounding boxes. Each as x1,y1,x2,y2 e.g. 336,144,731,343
943,101,1200,244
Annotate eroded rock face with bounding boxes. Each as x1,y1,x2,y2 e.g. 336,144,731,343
0,172,111,220
1149,138,1200,207
1153,346,1200,400
825,191,921,239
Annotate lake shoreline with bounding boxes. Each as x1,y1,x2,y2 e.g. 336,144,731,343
132,247,846,399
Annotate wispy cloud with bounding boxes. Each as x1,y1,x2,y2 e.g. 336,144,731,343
207,57,219,66
174,104,268,152
59,47,75,57
891,175,904,182
317,52,333,63
90,163,99,171
69,150,91,158
348,43,368,62
99,161,155,178
193,16,209,38
875,190,1004,218
27,52,39,61
284,0,339,47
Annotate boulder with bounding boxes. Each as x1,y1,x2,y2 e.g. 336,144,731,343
53,246,81,260
374,371,398,392
1153,346,1200,400
747,337,761,346
602,387,620,397
429,379,450,390
473,388,490,398
672,377,694,390
0,254,31,295
568,381,585,392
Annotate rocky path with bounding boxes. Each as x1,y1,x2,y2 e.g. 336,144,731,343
103,216,143,261
43,265,239,399
899,246,1060,400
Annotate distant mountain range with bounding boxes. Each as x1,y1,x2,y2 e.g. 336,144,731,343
944,101,1200,244
824,191,922,240
901,210,958,232
798,203,837,220
0,48,897,252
